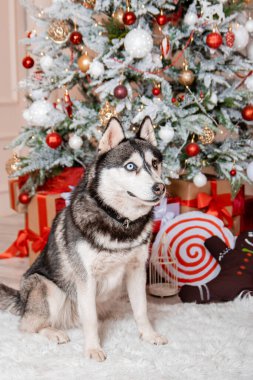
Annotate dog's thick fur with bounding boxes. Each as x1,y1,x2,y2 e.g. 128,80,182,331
0,117,167,361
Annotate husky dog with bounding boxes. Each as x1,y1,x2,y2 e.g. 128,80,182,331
0,117,167,361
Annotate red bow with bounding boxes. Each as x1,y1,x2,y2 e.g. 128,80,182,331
0,227,50,259
30,227,50,253
0,229,29,259
181,181,233,228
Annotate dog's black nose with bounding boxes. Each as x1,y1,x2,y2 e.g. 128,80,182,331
152,182,165,196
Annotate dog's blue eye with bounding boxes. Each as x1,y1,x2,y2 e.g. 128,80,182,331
125,162,137,171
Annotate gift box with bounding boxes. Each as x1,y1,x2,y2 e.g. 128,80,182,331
8,175,29,213
167,179,243,235
2,167,84,263
152,196,180,234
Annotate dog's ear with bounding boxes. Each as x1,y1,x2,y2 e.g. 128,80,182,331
98,117,125,154
136,117,157,146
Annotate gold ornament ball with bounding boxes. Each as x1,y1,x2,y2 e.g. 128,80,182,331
78,52,92,73
5,154,20,175
178,69,195,86
83,0,96,9
113,8,125,27
99,101,118,126
47,19,70,44
198,127,215,145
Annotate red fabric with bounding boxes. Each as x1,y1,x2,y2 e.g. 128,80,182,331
167,5,183,25
241,196,253,231
180,180,233,228
38,167,84,193
232,186,245,216
55,198,68,213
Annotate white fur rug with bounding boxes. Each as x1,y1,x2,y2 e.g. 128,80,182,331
0,297,253,380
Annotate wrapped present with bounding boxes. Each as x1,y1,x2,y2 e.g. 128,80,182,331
27,191,63,265
8,175,29,213
167,179,243,235
28,167,84,264
152,196,180,234
1,167,84,263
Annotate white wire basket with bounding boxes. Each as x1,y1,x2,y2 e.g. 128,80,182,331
148,257,179,298
148,229,179,297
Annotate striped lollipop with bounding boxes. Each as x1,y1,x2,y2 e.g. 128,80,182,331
151,211,235,287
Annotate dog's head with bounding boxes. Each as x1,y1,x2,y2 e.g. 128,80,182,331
91,117,165,218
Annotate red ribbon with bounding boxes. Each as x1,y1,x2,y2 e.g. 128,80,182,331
0,227,50,259
0,229,29,259
30,227,50,253
180,181,233,228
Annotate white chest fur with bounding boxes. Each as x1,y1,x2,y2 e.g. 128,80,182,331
76,240,148,303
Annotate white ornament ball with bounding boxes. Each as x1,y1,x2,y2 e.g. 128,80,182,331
89,61,105,79
232,24,249,50
207,92,218,110
246,161,253,182
23,109,32,123
247,41,253,61
40,55,54,72
158,126,175,143
245,75,253,91
193,172,207,188
68,135,83,150
31,88,49,100
184,12,198,26
246,19,253,33
124,28,153,59
28,100,54,126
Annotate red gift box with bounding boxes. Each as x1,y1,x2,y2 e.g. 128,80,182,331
1,167,84,262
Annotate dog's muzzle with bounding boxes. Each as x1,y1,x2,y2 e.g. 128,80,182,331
152,182,165,196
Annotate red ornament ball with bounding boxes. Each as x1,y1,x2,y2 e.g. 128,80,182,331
152,86,161,96
70,31,83,45
185,142,200,157
22,56,34,69
241,104,253,121
230,168,237,177
114,84,128,99
171,97,177,103
206,32,223,49
123,11,136,26
46,132,62,149
156,13,167,26
18,192,30,205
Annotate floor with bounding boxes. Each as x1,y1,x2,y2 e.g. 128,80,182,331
0,213,180,304
0,214,29,288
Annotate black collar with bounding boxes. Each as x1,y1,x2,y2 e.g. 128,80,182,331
89,188,151,229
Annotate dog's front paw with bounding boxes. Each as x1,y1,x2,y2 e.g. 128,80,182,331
85,347,107,362
141,331,168,345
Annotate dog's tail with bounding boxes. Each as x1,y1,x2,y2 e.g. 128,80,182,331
0,283,22,316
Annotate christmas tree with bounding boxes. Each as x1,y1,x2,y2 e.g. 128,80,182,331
6,0,253,197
